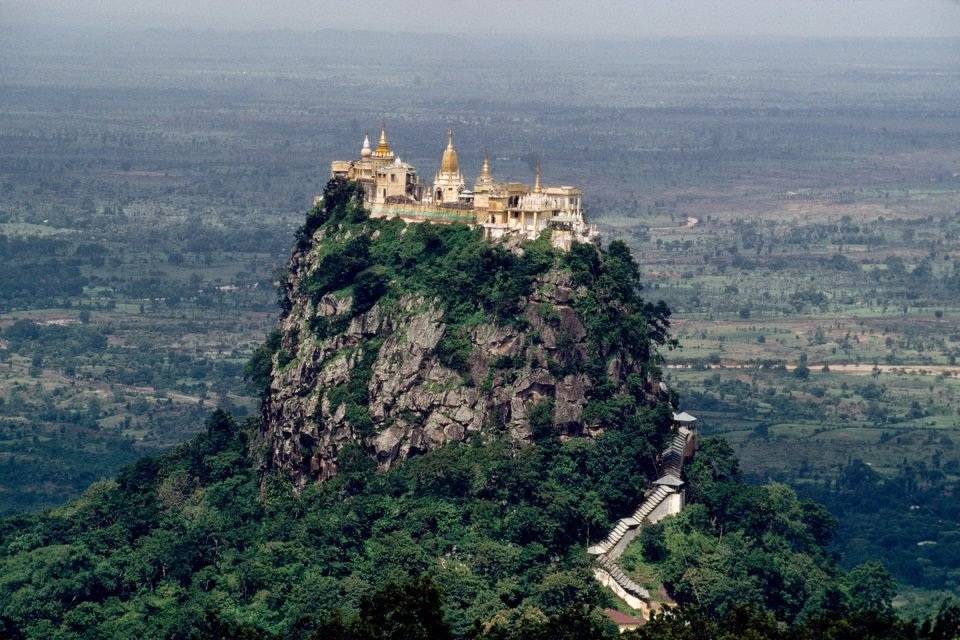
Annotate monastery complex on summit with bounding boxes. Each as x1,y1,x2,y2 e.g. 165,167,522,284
329,126,598,250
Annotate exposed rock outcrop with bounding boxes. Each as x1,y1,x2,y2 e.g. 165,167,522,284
261,224,667,489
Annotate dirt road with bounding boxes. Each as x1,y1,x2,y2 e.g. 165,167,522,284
667,362,960,376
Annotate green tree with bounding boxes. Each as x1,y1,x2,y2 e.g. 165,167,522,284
350,577,452,640
845,562,895,617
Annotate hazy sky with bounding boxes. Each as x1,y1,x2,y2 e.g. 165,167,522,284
4,0,960,38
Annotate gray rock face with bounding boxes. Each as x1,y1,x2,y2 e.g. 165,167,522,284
262,249,664,489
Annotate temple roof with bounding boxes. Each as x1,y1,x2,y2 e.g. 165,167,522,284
654,473,684,487
603,608,644,626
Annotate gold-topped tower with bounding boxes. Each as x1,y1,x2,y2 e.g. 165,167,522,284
440,129,460,174
433,128,466,204
479,154,491,181
372,124,394,161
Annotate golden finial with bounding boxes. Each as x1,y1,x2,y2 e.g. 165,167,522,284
373,122,393,158
480,153,491,179
440,128,459,175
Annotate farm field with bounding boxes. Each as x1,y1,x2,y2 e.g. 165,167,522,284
626,182,960,481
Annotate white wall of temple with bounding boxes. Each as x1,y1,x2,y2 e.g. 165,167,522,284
432,172,465,204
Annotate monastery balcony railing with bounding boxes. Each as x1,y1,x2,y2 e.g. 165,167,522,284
369,203,476,224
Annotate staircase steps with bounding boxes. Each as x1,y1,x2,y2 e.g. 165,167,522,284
588,485,677,556
657,432,689,478
588,515,641,555
591,423,696,610
632,486,670,522
598,556,650,600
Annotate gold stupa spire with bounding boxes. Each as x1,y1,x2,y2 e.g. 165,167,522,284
480,153,491,179
373,122,394,158
440,128,460,175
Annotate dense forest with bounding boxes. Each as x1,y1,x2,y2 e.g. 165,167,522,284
799,459,960,591
1,189,958,639
1,408,957,639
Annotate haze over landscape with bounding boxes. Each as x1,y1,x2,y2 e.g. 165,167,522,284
1,2,960,639
6,0,960,37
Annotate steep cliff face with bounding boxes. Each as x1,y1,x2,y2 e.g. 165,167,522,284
261,179,673,488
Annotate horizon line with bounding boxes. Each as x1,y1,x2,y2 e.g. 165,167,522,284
4,22,960,43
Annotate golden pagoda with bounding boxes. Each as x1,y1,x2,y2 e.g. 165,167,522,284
440,129,460,174
371,124,395,161
433,128,465,204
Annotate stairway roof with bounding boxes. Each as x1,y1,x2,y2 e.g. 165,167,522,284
654,473,684,487
603,608,644,626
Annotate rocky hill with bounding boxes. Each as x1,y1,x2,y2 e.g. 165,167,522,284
260,178,675,488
